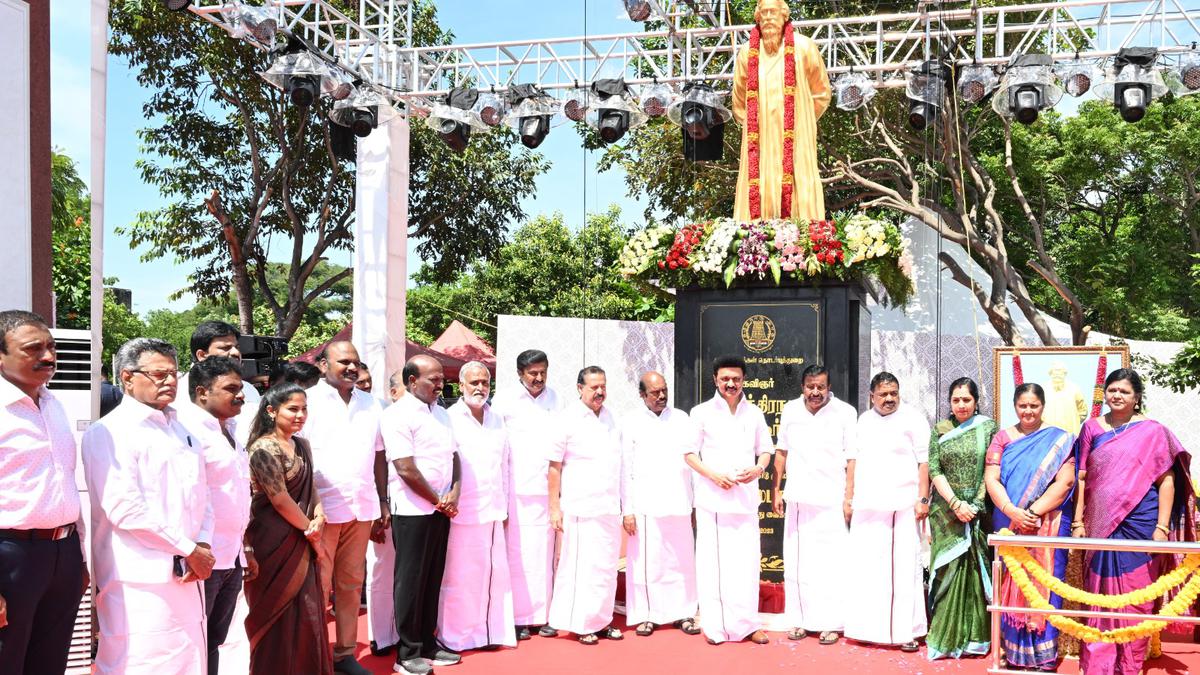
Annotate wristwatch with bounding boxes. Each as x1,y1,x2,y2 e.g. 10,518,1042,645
919,496,930,505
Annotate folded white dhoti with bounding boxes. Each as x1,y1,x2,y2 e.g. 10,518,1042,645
507,494,557,626
625,514,698,626
694,509,760,643
438,520,517,650
95,579,207,675
843,508,927,645
548,514,621,635
784,501,848,632
366,524,399,650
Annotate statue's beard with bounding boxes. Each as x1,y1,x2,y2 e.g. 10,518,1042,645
760,22,783,48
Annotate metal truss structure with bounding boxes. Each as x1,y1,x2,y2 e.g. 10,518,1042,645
189,0,1200,110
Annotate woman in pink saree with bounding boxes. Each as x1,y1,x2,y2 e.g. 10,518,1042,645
1072,368,1195,675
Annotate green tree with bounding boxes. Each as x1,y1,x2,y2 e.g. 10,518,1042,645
108,0,548,338
100,283,147,369
407,206,673,345
51,150,92,329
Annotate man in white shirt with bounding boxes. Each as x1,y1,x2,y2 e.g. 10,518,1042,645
176,356,256,675
547,366,625,645
844,371,931,652
0,310,88,675
381,354,462,675
491,349,563,640
82,337,216,674
178,321,261,443
366,370,405,657
621,371,700,638
686,355,773,645
304,340,388,675
772,364,857,645
438,361,516,651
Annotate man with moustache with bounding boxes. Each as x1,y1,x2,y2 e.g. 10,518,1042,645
382,354,462,674
491,349,563,640
304,340,389,675
686,355,773,645
366,371,406,656
843,372,931,652
177,356,257,675
0,310,88,675
621,371,700,638
438,361,516,651
83,338,215,674
772,364,857,645
547,366,625,645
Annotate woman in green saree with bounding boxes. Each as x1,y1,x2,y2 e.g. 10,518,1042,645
927,377,997,660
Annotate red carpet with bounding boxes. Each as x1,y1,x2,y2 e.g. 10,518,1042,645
341,614,1200,674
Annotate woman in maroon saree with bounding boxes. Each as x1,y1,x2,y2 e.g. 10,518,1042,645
243,383,333,675
1072,368,1195,675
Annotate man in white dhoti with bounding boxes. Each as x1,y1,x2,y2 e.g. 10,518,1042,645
622,371,700,638
366,371,405,656
844,371,931,652
439,361,517,651
82,338,216,674
492,349,563,640
547,366,625,645
686,355,773,646
772,364,857,645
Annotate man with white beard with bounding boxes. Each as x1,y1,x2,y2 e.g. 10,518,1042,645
492,349,563,640
621,371,700,637
438,361,516,651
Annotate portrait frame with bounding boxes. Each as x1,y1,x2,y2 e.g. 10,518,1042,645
991,346,1131,430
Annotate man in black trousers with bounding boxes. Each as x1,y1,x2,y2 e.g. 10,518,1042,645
0,310,88,675
380,354,462,675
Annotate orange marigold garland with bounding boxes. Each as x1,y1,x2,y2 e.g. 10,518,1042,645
1090,349,1108,418
745,26,797,220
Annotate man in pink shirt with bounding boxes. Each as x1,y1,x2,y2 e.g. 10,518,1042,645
0,310,88,675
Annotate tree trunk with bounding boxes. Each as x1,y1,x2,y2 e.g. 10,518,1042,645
204,189,255,333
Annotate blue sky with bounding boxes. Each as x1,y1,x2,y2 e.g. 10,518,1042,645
51,1,647,315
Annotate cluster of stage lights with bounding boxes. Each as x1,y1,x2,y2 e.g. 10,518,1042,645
837,46,1200,129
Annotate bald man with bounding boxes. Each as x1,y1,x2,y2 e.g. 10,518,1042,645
621,372,700,637
303,340,389,675
380,355,462,674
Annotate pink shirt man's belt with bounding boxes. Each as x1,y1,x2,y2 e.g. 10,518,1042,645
0,522,77,541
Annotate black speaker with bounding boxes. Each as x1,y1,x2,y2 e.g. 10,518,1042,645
237,335,289,359
682,121,725,161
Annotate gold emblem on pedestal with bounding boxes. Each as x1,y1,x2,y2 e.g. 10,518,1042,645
741,314,776,352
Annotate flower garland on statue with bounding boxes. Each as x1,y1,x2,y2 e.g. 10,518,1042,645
1090,349,1108,418
996,529,1200,643
745,25,797,220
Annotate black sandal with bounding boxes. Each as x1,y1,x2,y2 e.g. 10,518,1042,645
787,628,807,641
819,631,840,645
635,622,654,636
599,626,624,640
578,633,599,645
675,618,701,635
900,640,920,652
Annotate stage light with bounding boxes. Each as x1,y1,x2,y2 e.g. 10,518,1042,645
473,92,508,128
1055,59,1099,97
260,49,335,108
426,87,491,153
586,78,648,144
1167,51,1200,97
666,82,731,161
329,89,398,138
504,84,560,149
992,54,1062,125
906,61,947,130
562,91,589,122
833,71,877,111
956,65,997,105
221,2,277,46
640,83,674,117
163,0,191,11
625,0,651,21
1094,48,1167,123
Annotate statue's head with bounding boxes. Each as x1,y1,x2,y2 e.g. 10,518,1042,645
755,0,790,43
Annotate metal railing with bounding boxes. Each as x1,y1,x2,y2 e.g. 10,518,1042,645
986,533,1200,675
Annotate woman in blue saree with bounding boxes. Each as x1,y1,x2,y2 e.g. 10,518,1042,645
984,383,1076,671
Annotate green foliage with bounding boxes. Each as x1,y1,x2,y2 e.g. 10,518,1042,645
101,286,147,370
51,151,91,329
407,207,673,345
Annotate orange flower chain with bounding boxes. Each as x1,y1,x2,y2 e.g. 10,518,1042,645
746,26,797,220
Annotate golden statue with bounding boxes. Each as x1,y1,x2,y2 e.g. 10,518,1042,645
731,0,831,222
1043,361,1087,432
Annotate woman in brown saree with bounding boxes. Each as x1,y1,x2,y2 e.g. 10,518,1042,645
243,383,333,675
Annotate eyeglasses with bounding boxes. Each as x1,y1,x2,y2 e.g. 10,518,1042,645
131,369,178,385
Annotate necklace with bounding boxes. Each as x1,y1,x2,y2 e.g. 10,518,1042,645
745,25,797,220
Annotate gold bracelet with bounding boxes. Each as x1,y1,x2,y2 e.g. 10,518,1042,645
1156,524,1171,534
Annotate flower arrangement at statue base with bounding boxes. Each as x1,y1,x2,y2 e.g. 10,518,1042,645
618,212,915,307
996,528,1200,644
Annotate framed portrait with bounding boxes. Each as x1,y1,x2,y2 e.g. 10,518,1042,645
992,346,1131,430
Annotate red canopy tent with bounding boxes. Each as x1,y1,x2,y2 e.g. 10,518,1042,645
428,320,496,372
293,322,482,381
